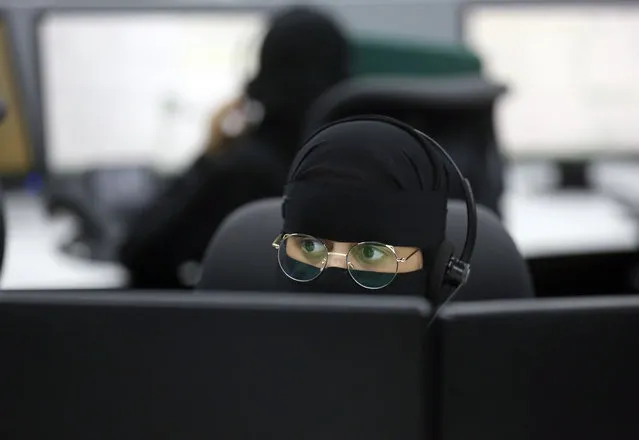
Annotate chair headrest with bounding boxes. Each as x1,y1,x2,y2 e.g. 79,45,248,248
197,198,534,300
306,75,506,133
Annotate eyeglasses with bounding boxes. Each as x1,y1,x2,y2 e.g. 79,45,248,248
272,233,420,290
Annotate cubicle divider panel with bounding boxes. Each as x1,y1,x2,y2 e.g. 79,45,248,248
0,291,430,440
437,296,639,440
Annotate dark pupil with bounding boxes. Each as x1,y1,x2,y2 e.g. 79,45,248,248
362,246,375,259
302,240,316,252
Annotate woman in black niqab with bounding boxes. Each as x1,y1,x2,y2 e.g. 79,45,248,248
276,116,451,297
118,6,349,289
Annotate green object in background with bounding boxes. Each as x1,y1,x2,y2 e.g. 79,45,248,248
351,37,482,77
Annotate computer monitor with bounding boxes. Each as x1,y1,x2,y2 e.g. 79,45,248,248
0,292,430,439
437,297,639,440
38,11,266,174
462,3,639,159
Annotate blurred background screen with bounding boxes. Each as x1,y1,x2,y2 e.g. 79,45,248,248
464,4,639,159
0,19,31,176
39,12,266,174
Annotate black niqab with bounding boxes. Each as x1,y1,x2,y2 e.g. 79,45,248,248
279,116,449,296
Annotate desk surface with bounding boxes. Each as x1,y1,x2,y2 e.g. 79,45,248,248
1,189,638,289
1,193,127,289
503,191,638,258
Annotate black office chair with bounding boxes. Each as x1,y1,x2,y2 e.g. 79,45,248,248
306,76,507,215
197,198,534,300
437,296,639,440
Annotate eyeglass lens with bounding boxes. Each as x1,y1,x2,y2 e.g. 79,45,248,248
278,235,326,282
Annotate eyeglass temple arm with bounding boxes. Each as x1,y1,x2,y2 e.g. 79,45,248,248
398,248,420,263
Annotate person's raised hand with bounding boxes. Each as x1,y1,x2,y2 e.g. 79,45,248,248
205,97,247,156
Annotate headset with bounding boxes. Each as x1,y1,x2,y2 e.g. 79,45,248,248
299,115,477,306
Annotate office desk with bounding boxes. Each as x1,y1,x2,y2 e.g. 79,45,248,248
593,162,639,219
1,193,127,289
503,191,639,258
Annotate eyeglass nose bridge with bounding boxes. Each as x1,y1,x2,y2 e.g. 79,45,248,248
325,251,350,269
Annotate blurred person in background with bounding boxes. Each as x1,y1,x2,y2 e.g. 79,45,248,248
118,6,350,289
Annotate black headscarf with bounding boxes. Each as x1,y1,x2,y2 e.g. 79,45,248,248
246,7,350,161
279,116,450,296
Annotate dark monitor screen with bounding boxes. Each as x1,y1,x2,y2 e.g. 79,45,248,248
437,297,639,440
0,292,430,440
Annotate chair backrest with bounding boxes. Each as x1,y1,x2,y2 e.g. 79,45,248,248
0,291,430,439
437,296,639,440
197,198,534,300
305,76,507,215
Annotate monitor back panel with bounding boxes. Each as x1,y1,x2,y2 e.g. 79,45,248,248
438,297,639,440
0,292,429,440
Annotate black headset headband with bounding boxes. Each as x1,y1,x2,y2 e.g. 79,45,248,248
413,128,477,267
299,115,477,282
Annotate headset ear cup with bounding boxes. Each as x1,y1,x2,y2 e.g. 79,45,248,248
428,240,455,304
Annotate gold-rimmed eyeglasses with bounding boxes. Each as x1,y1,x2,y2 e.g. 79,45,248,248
272,233,420,289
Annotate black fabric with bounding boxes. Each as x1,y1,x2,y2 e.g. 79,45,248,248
118,7,349,289
246,7,350,161
277,117,449,297
118,138,288,289
290,116,447,191
278,266,428,296
283,182,447,248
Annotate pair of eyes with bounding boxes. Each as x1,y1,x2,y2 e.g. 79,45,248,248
299,238,388,266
